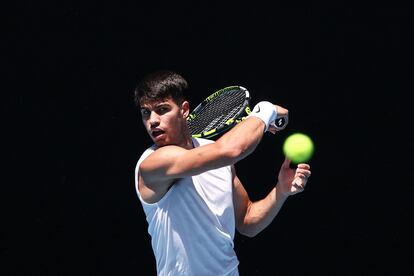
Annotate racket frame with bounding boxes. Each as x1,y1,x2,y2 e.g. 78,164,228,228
187,86,251,139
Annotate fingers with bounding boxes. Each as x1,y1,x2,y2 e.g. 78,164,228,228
274,105,289,117
267,119,287,133
297,163,310,170
295,167,311,183
292,164,311,192
265,104,288,133
267,124,277,134
291,163,311,180
292,179,305,192
297,167,311,177
292,176,306,193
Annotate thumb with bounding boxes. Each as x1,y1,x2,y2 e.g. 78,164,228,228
281,157,291,169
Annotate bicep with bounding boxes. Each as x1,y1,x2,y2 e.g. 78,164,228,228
232,166,251,230
140,143,236,187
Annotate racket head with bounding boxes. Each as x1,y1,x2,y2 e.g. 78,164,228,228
187,86,251,139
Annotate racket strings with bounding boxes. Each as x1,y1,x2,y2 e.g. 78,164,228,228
188,89,247,134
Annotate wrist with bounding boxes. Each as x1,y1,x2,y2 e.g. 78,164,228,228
247,101,277,132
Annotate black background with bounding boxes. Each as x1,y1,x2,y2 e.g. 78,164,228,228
4,3,413,275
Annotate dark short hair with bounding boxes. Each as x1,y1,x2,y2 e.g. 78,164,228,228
134,70,188,106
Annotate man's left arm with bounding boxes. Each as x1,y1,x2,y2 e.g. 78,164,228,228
232,159,311,237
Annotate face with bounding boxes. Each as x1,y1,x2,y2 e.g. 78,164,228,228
140,98,190,147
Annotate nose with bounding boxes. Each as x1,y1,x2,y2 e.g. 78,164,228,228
149,111,160,128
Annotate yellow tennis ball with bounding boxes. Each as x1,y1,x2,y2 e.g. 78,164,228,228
283,133,314,163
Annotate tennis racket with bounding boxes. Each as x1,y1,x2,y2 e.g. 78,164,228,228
187,85,288,139
187,86,251,139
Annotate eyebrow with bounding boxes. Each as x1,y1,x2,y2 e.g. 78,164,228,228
155,102,170,107
140,102,171,110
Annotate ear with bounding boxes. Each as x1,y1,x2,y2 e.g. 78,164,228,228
181,101,190,118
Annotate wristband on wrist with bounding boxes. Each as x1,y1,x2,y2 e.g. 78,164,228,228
247,101,277,132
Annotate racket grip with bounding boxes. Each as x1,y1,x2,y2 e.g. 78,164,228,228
270,115,288,131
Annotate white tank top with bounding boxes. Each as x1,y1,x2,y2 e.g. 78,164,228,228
135,138,239,276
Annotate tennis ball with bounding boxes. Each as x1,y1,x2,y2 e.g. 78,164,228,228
283,133,314,163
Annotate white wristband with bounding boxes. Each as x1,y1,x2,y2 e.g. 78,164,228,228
247,101,277,132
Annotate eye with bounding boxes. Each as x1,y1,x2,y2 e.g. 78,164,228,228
157,106,170,114
140,108,150,117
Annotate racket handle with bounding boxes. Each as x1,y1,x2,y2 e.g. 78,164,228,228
270,115,288,131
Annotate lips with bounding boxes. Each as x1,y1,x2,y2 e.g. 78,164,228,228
151,129,165,139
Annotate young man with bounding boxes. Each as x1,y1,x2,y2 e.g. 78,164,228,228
133,70,311,275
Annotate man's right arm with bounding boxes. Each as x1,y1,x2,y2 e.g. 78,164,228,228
139,103,288,201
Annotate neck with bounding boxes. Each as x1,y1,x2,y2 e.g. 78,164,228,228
181,133,194,150
178,123,194,150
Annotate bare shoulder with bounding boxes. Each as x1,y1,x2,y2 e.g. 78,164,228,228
138,145,186,203
140,139,230,187
140,145,186,171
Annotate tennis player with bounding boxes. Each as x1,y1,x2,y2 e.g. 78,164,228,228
133,70,311,275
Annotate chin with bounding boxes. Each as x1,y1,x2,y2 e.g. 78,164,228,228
153,138,168,147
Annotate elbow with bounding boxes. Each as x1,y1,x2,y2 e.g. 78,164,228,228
236,217,260,238
216,140,246,163
237,225,259,238
242,230,259,238
226,146,245,161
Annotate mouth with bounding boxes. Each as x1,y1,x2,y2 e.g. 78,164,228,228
151,129,165,139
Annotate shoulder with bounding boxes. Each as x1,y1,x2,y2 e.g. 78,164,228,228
138,144,191,174
192,137,215,147
137,144,158,166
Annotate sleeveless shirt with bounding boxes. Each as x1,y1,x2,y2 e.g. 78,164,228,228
135,137,239,276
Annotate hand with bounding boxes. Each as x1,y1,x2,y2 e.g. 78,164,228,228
268,105,289,134
277,158,311,196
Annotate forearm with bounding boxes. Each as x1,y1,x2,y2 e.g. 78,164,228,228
239,185,289,237
216,117,265,162
216,101,286,163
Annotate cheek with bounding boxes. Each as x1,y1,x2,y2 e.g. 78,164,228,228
142,119,151,130
168,116,184,133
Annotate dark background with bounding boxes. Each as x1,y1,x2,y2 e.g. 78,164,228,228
4,3,413,275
